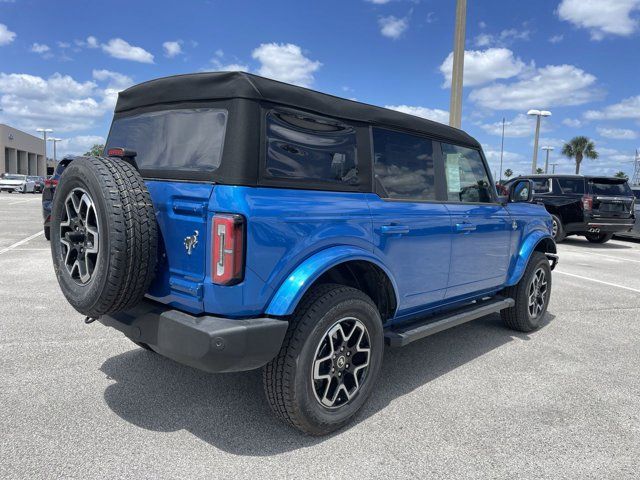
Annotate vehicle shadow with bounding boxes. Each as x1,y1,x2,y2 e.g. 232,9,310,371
561,237,632,250
100,312,555,455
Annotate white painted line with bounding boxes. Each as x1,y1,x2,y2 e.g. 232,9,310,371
555,270,640,294
0,231,44,255
560,250,640,264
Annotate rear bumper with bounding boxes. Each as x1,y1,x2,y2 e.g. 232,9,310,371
566,217,635,234
99,299,288,373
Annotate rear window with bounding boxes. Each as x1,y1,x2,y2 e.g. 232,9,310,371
557,177,584,194
2,174,25,180
265,110,358,186
105,108,227,172
589,179,632,196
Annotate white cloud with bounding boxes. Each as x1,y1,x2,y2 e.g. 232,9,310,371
440,48,527,87
378,16,409,39
469,64,601,110
102,38,154,63
30,43,50,54
57,135,106,158
0,73,106,132
478,114,545,138
584,95,640,120
596,127,638,139
91,69,134,111
163,40,182,58
473,27,530,47
474,33,494,47
86,36,99,49
209,59,249,72
384,105,449,124
252,43,321,87
562,117,583,128
0,23,16,46
549,34,564,43
557,0,640,40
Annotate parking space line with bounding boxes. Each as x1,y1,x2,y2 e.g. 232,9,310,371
560,250,640,264
555,270,640,294
0,231,44,255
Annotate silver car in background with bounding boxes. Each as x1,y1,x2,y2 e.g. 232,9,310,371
0,174,36,193
616,186,640,240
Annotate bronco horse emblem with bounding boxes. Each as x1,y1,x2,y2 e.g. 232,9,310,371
184,230,199,255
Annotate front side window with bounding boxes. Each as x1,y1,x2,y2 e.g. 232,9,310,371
373,128,435,201
442,143,493,203
532,178,551,194
557,177,584,194
265,111,358,186
105,108,227,172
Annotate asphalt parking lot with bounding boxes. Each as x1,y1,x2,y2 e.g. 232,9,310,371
1,193,639,479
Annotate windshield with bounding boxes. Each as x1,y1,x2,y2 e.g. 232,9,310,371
27,176,39,181
2,174,26,181
589,179,632,196
105,108,227,173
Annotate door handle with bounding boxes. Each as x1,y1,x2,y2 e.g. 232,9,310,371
381,225,410,235
455,222,477,232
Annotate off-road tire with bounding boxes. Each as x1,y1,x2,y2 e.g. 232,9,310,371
550,214,565,243
501,251,551,332
50,156,157,318
263,284,384,436
585,232,613,244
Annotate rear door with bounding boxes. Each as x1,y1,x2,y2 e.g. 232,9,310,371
105,107,228,313
367,128,451,315
587,178,635,219
440,142,513,299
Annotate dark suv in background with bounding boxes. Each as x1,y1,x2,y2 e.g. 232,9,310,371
505,174,636,243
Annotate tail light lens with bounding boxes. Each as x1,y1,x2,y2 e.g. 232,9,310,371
44,178,58,188
212,213,245,285
582,195,593,211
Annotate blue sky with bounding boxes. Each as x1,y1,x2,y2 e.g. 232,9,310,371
1,0,639,178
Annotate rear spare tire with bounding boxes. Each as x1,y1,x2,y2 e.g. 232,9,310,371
50,156,157,318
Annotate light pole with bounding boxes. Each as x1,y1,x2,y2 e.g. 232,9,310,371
36,127,53,163
541,146,554,174
550,163,558,174
449,0,467,129
527,110,551,174
48,137,62,164
499,117,505,182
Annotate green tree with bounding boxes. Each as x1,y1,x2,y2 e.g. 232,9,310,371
504,168,513,179
84,144,105,157
561,136,598,174
614,171,628,179
536,167,544,174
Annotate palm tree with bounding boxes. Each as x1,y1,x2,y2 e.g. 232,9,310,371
561,136,598,174
614,171,628,179
536,167,544,174
504,168,513,179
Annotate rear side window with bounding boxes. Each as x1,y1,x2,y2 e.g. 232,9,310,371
557,177,584,194
265,111,358,186
105,108,227,172
372,128,435,201
589,179,632,196
442,143,493,203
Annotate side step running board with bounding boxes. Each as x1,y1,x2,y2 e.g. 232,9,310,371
384,296,515,347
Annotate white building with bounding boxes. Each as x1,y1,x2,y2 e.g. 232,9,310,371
0,124,47,176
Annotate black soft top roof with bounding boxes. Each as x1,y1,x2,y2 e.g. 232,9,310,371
115,71,479,148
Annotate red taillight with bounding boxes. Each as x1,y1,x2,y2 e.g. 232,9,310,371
212,214,245,285
582,195,593,211
44,178,58,188
108,148,125,157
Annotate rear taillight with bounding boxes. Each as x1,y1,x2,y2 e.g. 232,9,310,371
212,213,245,285
582,195,593,211
44,178,58,188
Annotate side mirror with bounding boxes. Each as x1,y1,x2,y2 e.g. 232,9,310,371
509,179,533,203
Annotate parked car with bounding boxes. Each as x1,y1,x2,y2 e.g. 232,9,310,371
42,157,76,240
504,174,636,243
49,72,557,435
0,173,36,193
615,186,640,240
28,176,45,193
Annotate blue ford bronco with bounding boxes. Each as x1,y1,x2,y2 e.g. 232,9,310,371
50,72,557,435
